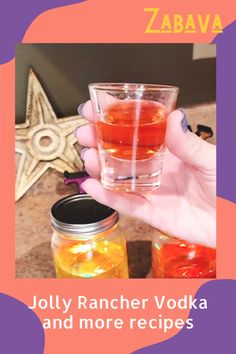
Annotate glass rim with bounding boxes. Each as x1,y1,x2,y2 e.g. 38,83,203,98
89,82,179,93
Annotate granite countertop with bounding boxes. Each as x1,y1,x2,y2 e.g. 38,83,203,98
15,103,216,278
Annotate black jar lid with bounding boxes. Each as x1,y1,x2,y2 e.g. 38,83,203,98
51,194,118,238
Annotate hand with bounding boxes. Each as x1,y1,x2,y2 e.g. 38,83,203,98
75,102,216,248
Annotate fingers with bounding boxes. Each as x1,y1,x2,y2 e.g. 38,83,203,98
81,178,152,221
82,148,101,179
76,107,216,174
166,109,216,172
75,123,97,148
76,102,100,175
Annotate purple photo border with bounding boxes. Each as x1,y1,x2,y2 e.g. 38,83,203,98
0,0,85,64
132,280,236,354
214,20,236,204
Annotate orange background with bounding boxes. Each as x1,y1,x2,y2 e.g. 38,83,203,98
1,1,236,353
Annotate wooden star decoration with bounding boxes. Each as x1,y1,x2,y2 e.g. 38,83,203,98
15,69,87,201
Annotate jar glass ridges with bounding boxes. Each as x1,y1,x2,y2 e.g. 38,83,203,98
152,232,216,278
51,194,129,279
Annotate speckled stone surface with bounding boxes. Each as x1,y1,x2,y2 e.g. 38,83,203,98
15,103,216,278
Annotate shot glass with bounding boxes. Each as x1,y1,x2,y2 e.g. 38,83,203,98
89,83,179,193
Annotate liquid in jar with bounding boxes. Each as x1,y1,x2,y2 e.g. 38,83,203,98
152,238,216,278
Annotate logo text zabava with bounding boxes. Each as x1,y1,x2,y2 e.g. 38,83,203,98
144,8,223,34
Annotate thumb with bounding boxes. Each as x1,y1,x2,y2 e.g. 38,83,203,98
165,109,216,172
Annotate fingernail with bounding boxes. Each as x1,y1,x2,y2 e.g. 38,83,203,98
78,103,85,116
80,147,89,161
179,108,188,133
74,125,83,138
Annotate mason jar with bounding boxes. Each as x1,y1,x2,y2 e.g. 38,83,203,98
152,231,216,278
51,194,129,279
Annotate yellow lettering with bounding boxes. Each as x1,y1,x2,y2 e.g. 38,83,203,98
174,15,184,33
184,14,197,33
197,14,211,33
144,8,160,33
211,14,223,33
144,10,222,35
160,14,172,33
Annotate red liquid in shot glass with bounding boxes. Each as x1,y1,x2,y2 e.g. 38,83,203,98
96,100,167,160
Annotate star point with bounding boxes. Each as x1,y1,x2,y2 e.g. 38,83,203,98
15,69,86,201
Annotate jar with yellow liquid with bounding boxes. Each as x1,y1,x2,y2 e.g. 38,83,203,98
51,194,129,278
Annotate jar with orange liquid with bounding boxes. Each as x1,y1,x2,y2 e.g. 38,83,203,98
51,194,128,279
152,231,216,278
